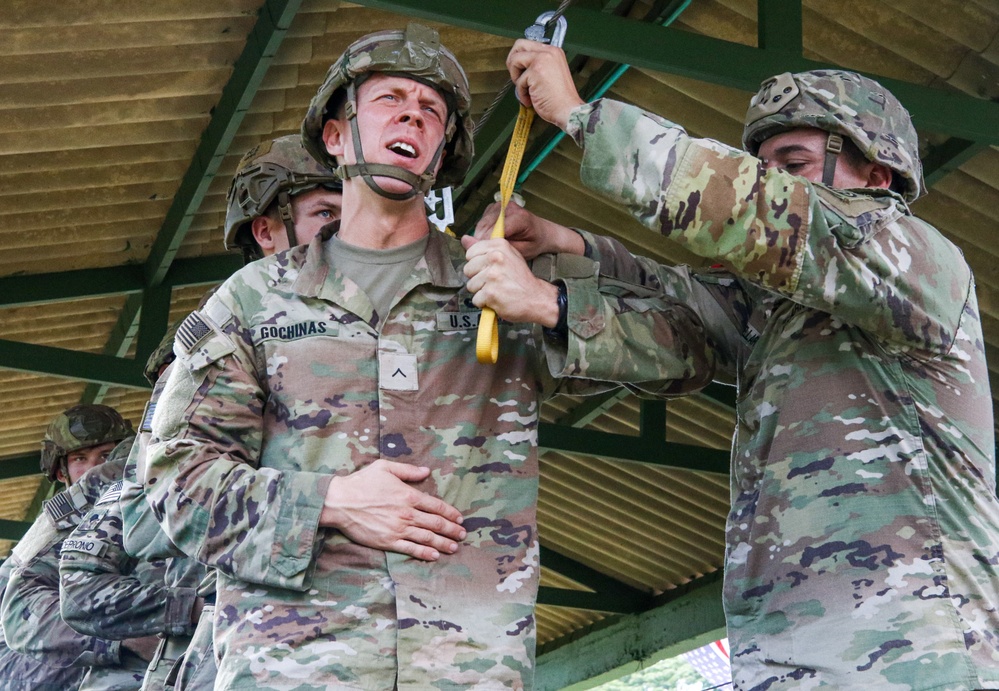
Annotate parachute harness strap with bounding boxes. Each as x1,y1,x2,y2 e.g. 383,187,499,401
475,11,567,365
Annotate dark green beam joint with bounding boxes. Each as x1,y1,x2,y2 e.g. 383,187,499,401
0,339,150,390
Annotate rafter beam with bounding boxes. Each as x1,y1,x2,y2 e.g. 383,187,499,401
352,0,999,144
0,340,149,390
536,573,725,690
540,545,651,614
758,0,802,55
143,0,304,286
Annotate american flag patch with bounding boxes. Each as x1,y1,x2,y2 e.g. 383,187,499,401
44,492,76,521
96,481,123,507
140,400,157,434
177,312,212,353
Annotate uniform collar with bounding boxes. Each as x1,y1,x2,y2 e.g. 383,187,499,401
292,221,465,302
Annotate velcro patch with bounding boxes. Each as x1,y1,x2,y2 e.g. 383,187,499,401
44,493,77,522
255,320,337,342
96,481,123,507
62,538,108,558
177,312,213,354
140,400,157,434
379,351,418,391
437,311,481,331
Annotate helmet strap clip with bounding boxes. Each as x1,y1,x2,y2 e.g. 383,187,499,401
822,133,843,186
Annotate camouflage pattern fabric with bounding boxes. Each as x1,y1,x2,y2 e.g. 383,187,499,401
0,558,86,690
566,97,999,690
144,226,712,689
1,447,135,687
171,601,217,691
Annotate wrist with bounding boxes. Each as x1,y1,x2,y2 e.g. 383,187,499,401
543,282,568,339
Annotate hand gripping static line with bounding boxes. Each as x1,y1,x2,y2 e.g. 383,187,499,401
475,11,568,365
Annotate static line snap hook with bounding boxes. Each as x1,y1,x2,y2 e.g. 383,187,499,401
525,11,567,48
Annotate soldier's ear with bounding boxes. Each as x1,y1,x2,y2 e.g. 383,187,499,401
251,216,278,253
55,466,68,486
866,162,893,190
322,118,347,159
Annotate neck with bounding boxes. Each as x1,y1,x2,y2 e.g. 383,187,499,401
336,178,430,249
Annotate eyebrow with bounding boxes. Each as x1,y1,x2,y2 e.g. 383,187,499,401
771,144,815,157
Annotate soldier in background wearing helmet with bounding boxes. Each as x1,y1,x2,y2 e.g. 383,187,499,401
0,405,153,690
225,132,343,264
474,41,999,690
56,133,344,691
144,23,712,689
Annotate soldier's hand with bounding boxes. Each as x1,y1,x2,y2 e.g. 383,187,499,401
506,39,584,130
123,635,161,662
462,201,584,261
320,460,466,561
464,238,560,327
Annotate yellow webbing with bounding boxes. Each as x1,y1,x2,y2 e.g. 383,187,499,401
475,105,535,364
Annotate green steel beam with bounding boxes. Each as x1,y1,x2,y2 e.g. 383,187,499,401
556,389,630,428
536,573,725,690
0,265,145,308
80,293,144,404
135,286,174,364
351,0,999,144
540,545,651,614
0,454,42,481
923,137,989,187
0,519,35,542
758,0,803,55
539,422,729,473
0,255,240,309
143,0,304,286
0,339,149,389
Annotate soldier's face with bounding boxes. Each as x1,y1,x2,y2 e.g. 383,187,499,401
322,74,448,197
58,441,116,485
757,128,878,190
281,187,343,251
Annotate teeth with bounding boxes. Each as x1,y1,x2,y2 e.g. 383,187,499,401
389,142,416,157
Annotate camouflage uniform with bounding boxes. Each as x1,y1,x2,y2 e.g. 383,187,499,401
143,223,711,689
562,69,999,689
1,447,147,690
0,541,86,690
59,433,207,691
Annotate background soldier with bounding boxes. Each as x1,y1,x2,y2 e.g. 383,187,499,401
485,41,999,690
0,405,143,690
58,134,344,691
144,24,711,689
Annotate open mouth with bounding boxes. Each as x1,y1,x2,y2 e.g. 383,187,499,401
388,141,418,159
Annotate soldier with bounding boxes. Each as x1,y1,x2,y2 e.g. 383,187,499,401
485,41,999,690
0,405,145,690
224,132,343,263
143,23,712,689
58,134,344,691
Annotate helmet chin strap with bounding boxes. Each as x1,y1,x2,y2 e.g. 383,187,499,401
335,82,448,201
822,133,843,187
277,189,299,247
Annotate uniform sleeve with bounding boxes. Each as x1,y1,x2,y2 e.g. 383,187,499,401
144,292,332,591
59,485,197,640
568,98,970,356
1,537,121,667
531,252,715,396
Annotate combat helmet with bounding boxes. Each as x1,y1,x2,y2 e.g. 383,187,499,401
40,405,133,482
301,23,474,201
743,70,923,201
142,319,181,386
224,134,341,262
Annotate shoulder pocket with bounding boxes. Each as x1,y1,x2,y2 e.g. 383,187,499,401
816,187,904,249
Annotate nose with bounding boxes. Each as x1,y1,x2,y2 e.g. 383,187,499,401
397,98,424,128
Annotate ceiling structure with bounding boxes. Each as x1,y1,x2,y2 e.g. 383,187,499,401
1,0,997,687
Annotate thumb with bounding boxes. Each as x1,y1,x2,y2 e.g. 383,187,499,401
460,234,478,250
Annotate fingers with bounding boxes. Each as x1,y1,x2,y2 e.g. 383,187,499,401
378,459,431,483
473,202,503,239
